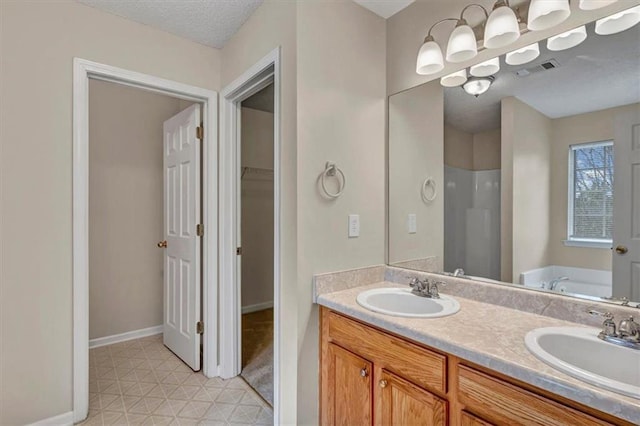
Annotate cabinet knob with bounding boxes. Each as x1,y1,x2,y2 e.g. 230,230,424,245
157,240,167,248
360,367,368,378
379,379,388,388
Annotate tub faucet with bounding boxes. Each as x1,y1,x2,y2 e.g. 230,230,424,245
548,276,569,291
453,268,465,278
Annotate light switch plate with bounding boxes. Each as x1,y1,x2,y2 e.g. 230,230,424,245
348,214,360,238
408,214,417,234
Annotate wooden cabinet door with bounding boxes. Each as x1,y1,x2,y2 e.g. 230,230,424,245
461,411,494,426
323,343,373,426
377,369,447,426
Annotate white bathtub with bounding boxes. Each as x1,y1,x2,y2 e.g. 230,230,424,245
520,265,612,298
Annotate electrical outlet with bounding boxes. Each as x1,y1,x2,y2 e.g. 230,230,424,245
348,214,360,238
408,214,417,234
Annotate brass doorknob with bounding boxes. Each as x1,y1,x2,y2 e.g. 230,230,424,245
615,245,628,255
379,379,388,388
157,240,167,248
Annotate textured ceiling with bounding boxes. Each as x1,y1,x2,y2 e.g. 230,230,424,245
353,0,415,19
444,22,640,134
77,0,264,48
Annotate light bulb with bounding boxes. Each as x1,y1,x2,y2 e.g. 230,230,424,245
547,26,587,51
470,57,500,77
595,5,640,35
484,4,520,49
446,22,478,63
416,37,444,75
506,42,540,66
440,69,468,87
579,0,618,10
528,0,571,31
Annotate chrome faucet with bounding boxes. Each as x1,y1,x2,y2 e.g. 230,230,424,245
409,277,444,299
452,268,465,278
589,310,640,350
548,276,569,291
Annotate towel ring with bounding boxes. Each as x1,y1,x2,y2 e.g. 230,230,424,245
421,177,437,202
321,162,346,198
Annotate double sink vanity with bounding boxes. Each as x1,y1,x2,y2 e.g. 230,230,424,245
314,266,640,425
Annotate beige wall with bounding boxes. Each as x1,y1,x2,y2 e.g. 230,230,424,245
474,128,501,170
296,2,386,422
0,1,221,423
241,107,274,309
445,125,500,171
444,124,473,170
390,81,444,266
386,0,636,95
547,104,639,271
502,97,552,283
88,80,186,339
221,1,299,422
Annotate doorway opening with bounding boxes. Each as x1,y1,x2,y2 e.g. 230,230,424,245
238,83,275,405
73,59,218,422
219,48,282,421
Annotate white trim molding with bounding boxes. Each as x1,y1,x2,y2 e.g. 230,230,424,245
219,47,282,424
89,325,163,349
27,411,74,426
563,239,612,249
72,58,218,423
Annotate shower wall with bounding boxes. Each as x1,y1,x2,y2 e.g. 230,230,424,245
444,166,501,280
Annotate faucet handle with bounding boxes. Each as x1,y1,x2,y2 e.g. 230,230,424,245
588,310,616,336
428,281,446,299
618,316,640,342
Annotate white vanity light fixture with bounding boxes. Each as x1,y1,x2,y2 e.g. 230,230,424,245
595,5,640,35
528,0,571,31
440,69,468,87
470,57,500,77
547,26,587,51
446,4,489,63
416,18,458,75
463,76,494,97
506,42,540,65
484,0,521,49
579,0,618,10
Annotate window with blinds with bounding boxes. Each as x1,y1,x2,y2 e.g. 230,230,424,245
568,141,614,243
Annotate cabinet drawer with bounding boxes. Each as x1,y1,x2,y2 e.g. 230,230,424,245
461,411,494,426
327,311,446,393
457,365,613,426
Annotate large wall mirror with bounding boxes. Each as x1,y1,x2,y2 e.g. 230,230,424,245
388,12,640,305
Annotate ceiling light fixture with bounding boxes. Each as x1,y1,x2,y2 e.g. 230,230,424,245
416,18,458,75
446,5,489,63
470,57,500,77
484,0,521,49
462,76,495,97
528,0,571,31
547,26,587,51
579,0,618,10
506,42,540,65
595,5,640,35
441,69,468,87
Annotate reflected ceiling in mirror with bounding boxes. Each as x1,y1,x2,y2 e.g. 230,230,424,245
388,18,640,306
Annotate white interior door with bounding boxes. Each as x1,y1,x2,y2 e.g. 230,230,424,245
162,104,202,371
612,106,640,301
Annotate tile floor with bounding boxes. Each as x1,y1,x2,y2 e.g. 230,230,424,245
84,334,273,425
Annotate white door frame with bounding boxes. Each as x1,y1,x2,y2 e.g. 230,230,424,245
72,58,218,423
219,48,281,418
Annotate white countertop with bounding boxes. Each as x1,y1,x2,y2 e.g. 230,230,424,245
317,281,640,424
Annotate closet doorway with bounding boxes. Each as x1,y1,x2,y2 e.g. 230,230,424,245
238,84,275,405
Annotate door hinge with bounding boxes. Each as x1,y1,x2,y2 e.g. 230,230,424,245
196,125,204,140
236,247,242,255
196,321,204,335
196,223,204,237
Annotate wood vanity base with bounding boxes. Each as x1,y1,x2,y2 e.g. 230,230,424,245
319,307,634,426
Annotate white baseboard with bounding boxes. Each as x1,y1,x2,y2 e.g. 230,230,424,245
241,301,274,314
89,325,163,349
28,411,73,426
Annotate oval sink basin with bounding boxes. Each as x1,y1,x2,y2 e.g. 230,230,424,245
525,327,640,399
356,287,460,318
